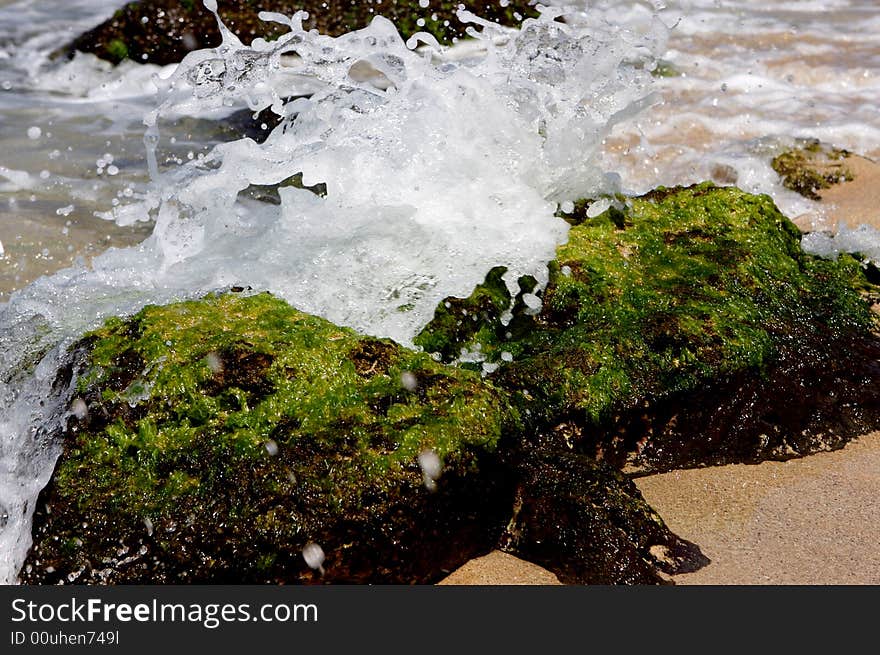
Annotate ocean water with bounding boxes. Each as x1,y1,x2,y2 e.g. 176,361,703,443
0,0,878,583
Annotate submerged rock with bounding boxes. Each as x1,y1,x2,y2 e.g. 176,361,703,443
416,183,880,472
58,0,540,66
771,139,854,201
23,291,701,584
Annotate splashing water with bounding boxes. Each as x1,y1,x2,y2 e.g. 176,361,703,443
0,2,665,583
134,2,664,342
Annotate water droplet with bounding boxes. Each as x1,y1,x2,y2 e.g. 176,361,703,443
205,351,223,373
70,398,88,419
418,449,442,491
522,293,542,315
302,542,325,574
400,371,418,391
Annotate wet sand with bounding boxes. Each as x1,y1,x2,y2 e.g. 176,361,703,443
438,551,561,585
636,431,880,585
793,154,880,233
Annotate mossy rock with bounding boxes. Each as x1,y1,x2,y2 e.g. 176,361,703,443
416,183,880,471
22,292,520,583
57,0,540,66
771,139,853,200
650,59,680,78
22,291,704,584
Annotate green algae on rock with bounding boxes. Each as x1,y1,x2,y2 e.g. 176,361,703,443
650,59,681,78
416,183,880,471
58,0,540,66
771,139,854,200
22,292,519,583
22,291,709,585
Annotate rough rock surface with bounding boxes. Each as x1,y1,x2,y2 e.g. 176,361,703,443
416,183,880,472
59,0,540,65
22,291,702,584
22,292,518,583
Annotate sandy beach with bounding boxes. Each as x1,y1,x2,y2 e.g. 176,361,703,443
636,431,880,585
438,551,561,585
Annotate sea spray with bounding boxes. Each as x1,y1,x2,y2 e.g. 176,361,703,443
0,2,665,583
131,2,664,342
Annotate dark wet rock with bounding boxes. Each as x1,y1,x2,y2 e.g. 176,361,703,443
416,183,880,472
58,0,540,66
597,330,880,474
22,291,710,585
501,451,708,584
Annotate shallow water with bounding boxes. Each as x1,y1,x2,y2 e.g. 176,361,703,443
0,0,878,583
595,0,880,217
3,1,878,300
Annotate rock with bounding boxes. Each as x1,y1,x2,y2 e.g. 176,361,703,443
500,451,708,584
416,183,880,472
22,290,709,585
771,138,853,201
57,0,541,66
22,292,519,583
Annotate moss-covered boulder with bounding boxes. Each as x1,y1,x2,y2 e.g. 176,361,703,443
416,183,880,472
58,0,540,66
22,292,520,583
22,291,704,584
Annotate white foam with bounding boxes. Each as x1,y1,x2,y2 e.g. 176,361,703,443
129,4,661,343
802,223,880,264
